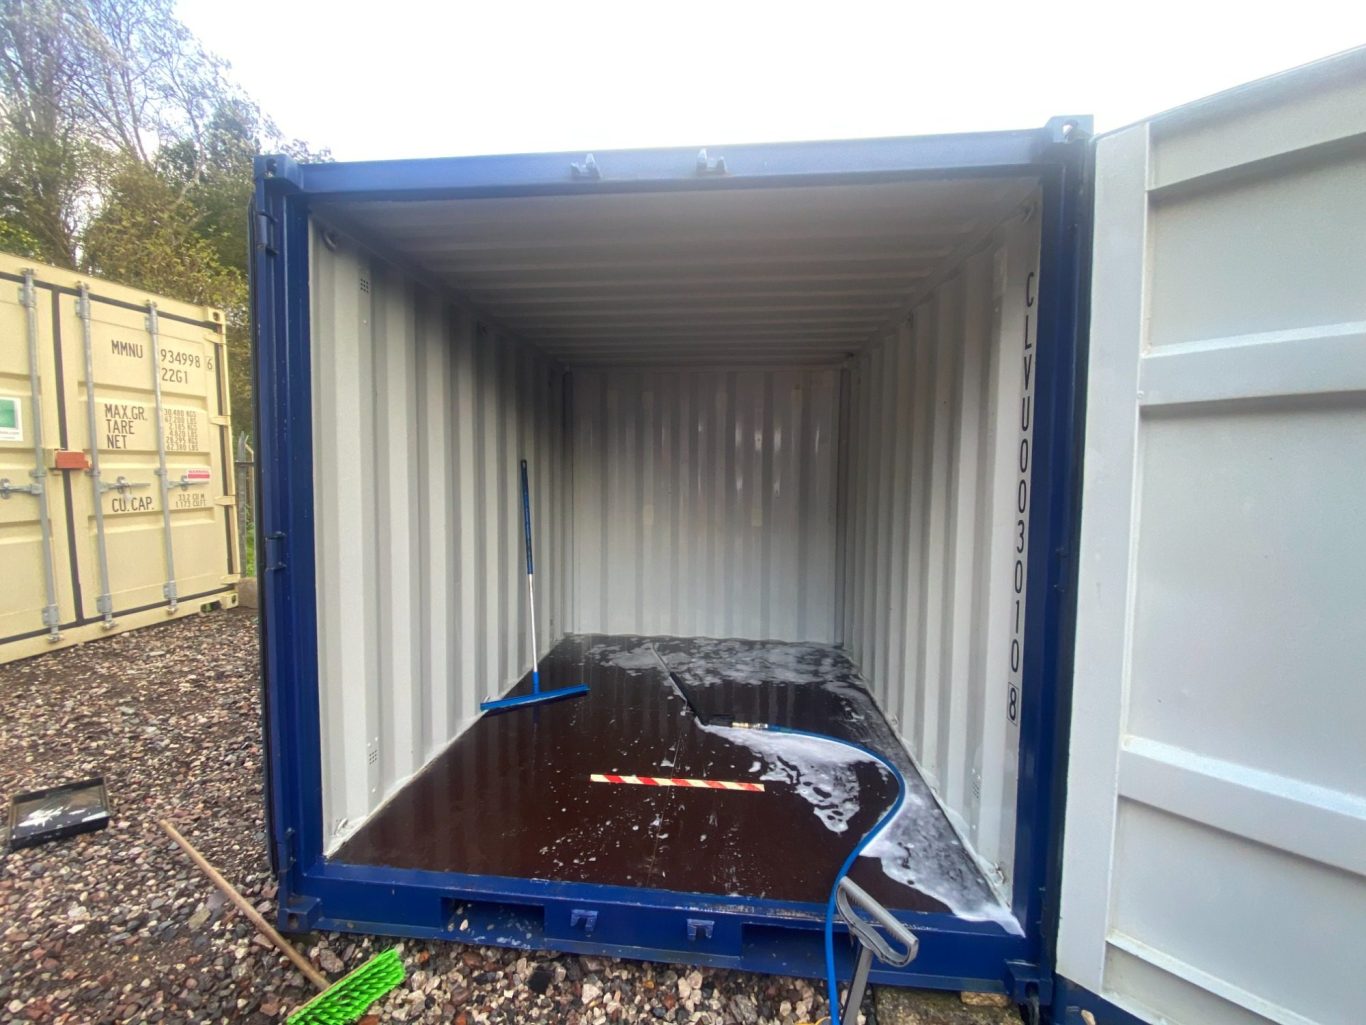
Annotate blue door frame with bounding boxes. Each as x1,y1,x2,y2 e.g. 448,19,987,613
249,120,1093,1002
1052,977,1154,1025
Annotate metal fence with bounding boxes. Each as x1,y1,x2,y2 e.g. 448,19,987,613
235,432,255,577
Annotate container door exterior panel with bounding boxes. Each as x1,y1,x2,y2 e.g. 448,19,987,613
0,251,236,664
61,296,235,616
0,279,78,642
1058,51,1366,1025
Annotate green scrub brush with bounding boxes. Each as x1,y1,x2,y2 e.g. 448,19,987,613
161,820,406,1025
286,946,405,1024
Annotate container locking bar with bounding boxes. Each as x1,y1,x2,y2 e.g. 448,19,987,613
0,477,43,499
835,877,919,1020
16,271,61,640
145,302,179,611
76,285,117,627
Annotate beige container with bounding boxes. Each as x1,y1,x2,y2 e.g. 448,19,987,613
0,253,239,663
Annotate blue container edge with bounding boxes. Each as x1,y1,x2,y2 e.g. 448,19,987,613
250,119,1094,1009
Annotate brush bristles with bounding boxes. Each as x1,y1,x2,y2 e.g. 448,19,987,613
286,947,405,1025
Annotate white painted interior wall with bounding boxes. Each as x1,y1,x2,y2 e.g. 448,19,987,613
568,367,841,641
839,203,1041,895
310,224,570,851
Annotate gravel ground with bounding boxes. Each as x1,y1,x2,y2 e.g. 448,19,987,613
0,610,849,1025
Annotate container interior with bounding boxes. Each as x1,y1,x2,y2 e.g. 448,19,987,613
307,174,1042,923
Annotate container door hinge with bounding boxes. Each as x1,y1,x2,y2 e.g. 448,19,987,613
264,531,286,573
255,211,278,255
570,154,601,180
1054,543,1073,593
1044,115,1092,146
276,828,295,873
696,149,728,176
1004,960,1053,1008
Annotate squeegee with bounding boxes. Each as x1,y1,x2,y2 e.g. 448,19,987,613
481,460,589,713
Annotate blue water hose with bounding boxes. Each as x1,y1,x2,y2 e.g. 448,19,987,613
755,724,908,1025
656,656,909,1025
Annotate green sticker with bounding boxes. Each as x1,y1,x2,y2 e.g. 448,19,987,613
0,396,20,442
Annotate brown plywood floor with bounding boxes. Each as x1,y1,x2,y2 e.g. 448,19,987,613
336,635,1014,928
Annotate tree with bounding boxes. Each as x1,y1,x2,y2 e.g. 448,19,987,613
0,0,328,437
84,123,255,425
82,155,245,315
0,0,97,266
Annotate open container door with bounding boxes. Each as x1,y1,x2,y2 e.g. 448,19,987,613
1057,49,1366,1025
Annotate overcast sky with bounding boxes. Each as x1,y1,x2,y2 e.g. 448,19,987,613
176,0,1363,162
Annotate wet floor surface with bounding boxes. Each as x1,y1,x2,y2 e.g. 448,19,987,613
337,635,1013,927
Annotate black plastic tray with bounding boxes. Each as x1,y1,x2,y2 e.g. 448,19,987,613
7,777,110,851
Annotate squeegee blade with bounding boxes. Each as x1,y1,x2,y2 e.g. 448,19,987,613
479,684,589,714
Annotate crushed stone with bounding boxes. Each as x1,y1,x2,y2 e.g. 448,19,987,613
0,611,864,1024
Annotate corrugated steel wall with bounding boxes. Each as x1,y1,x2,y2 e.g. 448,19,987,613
568,368,841,642
310,224,569,850
841,204,1040,894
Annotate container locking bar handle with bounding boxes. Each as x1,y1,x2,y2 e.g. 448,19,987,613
835,877,919,1019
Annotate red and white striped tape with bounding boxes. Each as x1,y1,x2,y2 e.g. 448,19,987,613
590,773,765,792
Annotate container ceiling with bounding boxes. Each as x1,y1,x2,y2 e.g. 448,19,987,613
318,177,1036,367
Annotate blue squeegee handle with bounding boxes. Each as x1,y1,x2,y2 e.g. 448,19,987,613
480,459,590,712
520,459,541,691
520,458,534,576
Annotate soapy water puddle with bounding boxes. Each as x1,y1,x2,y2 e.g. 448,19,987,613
581,634,1021,932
